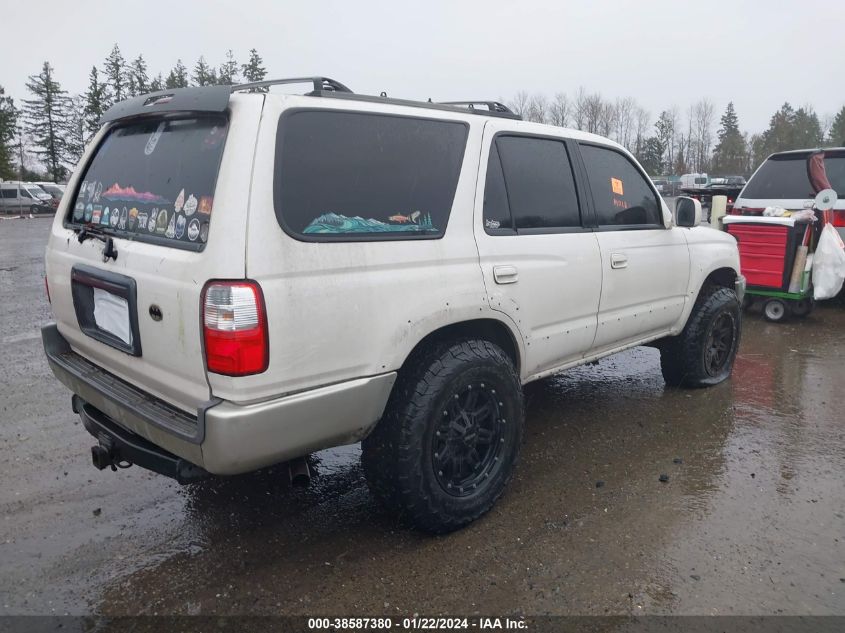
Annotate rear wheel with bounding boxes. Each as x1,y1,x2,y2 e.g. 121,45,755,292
763,298,788,322
660,286,741,388
790,298,814,318
362,339,523,533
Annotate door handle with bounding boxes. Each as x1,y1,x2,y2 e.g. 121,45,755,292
610,253,628,269
493,265,519,284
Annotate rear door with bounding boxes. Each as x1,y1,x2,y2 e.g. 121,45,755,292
576,142,689,351
474,122,602,380
45,95,263,413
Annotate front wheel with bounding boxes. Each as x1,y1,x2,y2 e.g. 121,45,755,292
362,339,524,533
660,286,742,388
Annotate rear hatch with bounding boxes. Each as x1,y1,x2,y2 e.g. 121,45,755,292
735,150,845,225
46,95,262,414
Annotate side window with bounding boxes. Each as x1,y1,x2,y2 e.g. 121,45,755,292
580,144,662,227
1,189,16,199
482,144,512,230
19,188,31,199
275,111,468,240
494,136,581,230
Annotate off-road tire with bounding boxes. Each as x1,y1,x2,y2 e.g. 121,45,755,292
660,286,741,388
362,339,523,533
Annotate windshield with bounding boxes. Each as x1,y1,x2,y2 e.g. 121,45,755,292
26,186,49,198
40,184,63,196
742,153,845,199
67,116,228,249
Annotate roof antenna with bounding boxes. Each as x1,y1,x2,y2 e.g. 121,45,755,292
380,91,387,98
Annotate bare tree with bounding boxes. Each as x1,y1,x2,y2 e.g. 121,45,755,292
572,87,589,131
633,106,651,157
525,93,549,124
691,98,715,172
508,91,530,119
613,96,636,148
549,92,570,128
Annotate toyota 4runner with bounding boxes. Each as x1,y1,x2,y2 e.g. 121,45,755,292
42,77,745,532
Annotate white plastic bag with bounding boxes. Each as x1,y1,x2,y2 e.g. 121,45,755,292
813,224,845,300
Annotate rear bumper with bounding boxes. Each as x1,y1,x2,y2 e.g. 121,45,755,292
42,324,396,476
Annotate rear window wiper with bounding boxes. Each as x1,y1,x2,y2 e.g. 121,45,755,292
73,224,109,244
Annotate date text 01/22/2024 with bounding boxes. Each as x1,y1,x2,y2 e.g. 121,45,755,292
307,617,528,630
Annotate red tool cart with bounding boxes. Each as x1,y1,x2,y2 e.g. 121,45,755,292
723,215,817,322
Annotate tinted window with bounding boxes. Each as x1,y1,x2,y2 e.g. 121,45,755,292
67,116,228,249
495,136,581,229
580,145,662,226
1,189,16,199
742,154,845,199
19,188,31,199
482,144,512,230
275,111,467,240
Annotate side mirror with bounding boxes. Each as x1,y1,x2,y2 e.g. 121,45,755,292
676,196,702,228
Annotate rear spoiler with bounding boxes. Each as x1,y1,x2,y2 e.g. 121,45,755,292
99,77,352,124
100,86,233,124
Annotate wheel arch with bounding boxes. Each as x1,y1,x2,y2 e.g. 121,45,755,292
399,318,522,377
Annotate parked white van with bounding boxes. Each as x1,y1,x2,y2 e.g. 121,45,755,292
43,78,744,532
0,181,53,214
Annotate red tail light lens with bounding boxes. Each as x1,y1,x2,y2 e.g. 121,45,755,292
832,211,845,228
201,281,268,376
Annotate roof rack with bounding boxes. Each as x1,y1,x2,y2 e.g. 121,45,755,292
438,101,520,118
100,77,524,124
232,76,353,94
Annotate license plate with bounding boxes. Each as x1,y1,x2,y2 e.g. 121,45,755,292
93,287,132,346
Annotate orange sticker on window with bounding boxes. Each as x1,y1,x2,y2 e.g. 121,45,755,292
611,178,624,196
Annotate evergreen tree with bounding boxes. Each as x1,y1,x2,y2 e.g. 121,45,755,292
23,62,71,181
103,44,127,104
218,49,239,85
165,59,189,88
129,54,149,96
638,137,664,175
760,103,795,157
829,106,845,145
712,102,747,174
0,85,18,179
791,107,823,148
654,111,673,173
66,95,87,165
674,142,687,175
83,66,109,138
192,56,215,86
150,73,164,92
241,48,267,89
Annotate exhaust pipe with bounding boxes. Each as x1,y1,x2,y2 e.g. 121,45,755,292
288,456,311,487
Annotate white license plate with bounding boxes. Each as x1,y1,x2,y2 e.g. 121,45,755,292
93,287,132,345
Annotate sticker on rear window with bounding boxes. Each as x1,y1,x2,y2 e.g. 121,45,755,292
187,218,200,241
184,194,198,216
174,188,185,212
144,122,166,156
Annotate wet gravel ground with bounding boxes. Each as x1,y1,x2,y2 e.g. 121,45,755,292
1,217,844,617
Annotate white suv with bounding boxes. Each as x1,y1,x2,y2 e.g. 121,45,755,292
42,78,745,532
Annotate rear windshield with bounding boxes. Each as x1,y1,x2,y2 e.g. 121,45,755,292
274,110,468,241
742,153,845,199
67,116,228,249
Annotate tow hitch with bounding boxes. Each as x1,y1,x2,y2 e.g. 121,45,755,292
91,434,131,471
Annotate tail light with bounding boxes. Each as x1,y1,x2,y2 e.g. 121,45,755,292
201,281,268,376
832,211,845,228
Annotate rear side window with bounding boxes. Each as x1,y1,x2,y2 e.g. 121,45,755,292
275,111,468,240
1,188,16,198
741,153,845,199
580,144,662,227
67,116,228,250
487,135,581,232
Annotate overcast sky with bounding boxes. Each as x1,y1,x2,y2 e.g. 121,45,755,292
2,0,843,133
